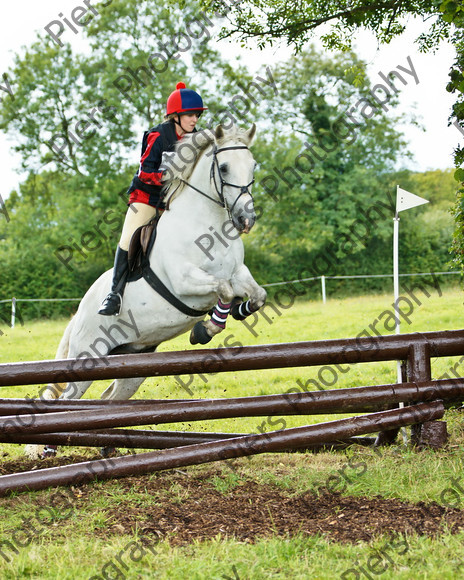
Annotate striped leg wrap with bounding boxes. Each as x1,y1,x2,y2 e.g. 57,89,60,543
42,445,57,458
210,299,232,328
231,299,258,321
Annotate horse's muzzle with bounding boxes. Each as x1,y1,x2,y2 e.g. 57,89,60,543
233,212,256,234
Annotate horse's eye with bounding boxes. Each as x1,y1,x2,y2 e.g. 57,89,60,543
219,163,228,174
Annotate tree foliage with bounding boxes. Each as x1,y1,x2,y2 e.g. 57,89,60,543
211,0,448,50
209,0,464,278
242,47,455,289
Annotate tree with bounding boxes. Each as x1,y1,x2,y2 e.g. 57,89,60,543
209,0,464,276
242,46,414,287
209,0,463,140
210,0,451,51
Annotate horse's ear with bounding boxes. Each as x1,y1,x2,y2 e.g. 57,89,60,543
245,123,256,145
215,125,225,141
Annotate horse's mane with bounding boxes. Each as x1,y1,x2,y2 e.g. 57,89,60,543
162,124,252,207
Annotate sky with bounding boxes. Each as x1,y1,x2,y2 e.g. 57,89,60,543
0,1,461,198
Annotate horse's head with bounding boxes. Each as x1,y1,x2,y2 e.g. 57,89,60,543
212,123,257,234
162,122,258,234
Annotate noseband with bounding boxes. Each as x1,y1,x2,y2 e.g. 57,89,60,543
179,144,255,216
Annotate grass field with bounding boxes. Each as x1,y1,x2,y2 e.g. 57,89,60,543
0,286,463,579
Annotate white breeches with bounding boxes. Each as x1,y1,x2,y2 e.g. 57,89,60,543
119,203,159,251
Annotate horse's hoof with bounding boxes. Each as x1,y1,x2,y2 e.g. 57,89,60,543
231,297,259,321
100,447,120,458
230,296,245,320
190,321,213,345
42,445,58,459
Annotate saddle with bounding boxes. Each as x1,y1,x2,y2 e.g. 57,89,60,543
126,215,209,317
127,216,159,274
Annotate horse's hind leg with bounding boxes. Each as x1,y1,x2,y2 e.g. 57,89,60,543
60,380,94,400
34,317,76,401
97,377,147,458
24,380,95,460
101,377,146,400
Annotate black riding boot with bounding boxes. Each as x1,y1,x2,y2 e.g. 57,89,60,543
98,246,129,316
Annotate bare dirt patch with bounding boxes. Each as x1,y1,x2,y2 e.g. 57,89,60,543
0,455,463,545
104,474,464,545
0,453,99,475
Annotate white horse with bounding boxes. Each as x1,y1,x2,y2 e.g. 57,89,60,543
26,123,266,458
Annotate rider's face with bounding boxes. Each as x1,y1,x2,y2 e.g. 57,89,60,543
179,112,200,135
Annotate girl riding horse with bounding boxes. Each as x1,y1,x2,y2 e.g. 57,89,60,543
99,82,261,344
99,82,206,317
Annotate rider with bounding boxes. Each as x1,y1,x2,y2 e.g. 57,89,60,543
98,82,207,316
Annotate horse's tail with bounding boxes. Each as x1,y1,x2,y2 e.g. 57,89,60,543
40,316,75,400
24,317,76,459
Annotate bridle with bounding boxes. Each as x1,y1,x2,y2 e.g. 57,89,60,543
179,144,255,216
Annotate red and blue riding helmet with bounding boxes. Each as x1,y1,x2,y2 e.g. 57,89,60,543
166,82,207,116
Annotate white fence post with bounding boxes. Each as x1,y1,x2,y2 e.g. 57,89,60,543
11,297,16,329
321,276,326,304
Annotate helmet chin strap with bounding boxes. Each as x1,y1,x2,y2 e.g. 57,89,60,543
174,114,189,136
174,114,182,129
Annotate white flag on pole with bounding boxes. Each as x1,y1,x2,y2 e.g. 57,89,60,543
396,186,429,213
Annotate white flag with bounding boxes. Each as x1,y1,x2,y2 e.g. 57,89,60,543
396,186,429,213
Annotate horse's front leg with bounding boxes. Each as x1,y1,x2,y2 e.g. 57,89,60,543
170,263,232,298
190,278,235,345
229,264,267,319
189,265,267,346
166,264,234,344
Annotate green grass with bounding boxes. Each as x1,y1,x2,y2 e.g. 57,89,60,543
3,533,464,580
0,287,463,578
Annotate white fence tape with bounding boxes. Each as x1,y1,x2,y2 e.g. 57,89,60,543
1,271,462,327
